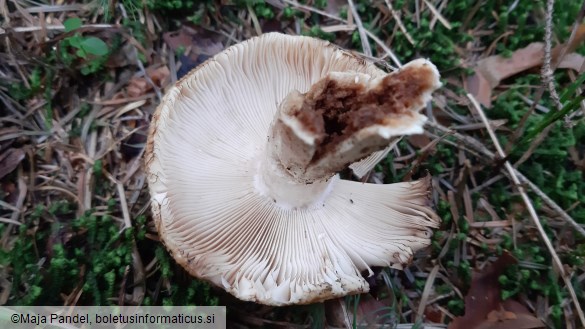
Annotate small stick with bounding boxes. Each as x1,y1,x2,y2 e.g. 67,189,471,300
467,93,585,327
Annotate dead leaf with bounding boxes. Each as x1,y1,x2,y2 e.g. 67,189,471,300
425,304,445,323
486,308,517,322
467,24,585,107
326,294,396,328
408,134,433,151
0,148,25,180
476,301,545,329
448,251,517,329
553,23,585,59
355,294,395,326
149,66,170,87
163,26,223,61
478,43,545,89
127,66,170,98
163,26,224,80
449,253,544,329
325,299,350,328
558,52,585,71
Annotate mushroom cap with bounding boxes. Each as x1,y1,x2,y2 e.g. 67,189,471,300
145,33,440,306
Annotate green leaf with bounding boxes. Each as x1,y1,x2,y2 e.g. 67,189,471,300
68,35,82,48
80,37,109,56
75,49,86,58
63,17,82,32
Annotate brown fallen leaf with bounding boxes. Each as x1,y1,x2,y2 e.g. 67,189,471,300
127,66,170,98
163,26,224,79
355,294,395,326
486,306,517,322
0,148,25,180
408,134,434,152
467,24,585,107
449,252,545,329
162,25,223,61
425,304,445,323
476,301,545,329
448,251,516,329
325,294,395,328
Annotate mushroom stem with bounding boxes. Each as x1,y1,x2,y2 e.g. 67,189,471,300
267,59,441,184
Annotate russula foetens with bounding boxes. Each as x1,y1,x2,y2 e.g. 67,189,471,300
145,33,441,306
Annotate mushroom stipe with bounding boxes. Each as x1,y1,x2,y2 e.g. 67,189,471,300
146,33,442,306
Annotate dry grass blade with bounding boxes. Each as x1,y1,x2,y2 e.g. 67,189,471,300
247,4,263,36
0,24,114,35
514,171,585,238
422,0,452,30
417,264,440,321
384,0,415,45
24,4,86,13
427,120,585,239
279,0,402,67
347,0,372,57
467,93,585,328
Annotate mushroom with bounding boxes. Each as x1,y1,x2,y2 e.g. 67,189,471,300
145,33,441,306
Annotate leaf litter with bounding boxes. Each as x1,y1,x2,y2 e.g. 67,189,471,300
0,1,584,328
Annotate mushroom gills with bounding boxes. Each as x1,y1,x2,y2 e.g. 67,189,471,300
146,33,442,306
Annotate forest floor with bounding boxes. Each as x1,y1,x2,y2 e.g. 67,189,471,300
0,0,584,328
